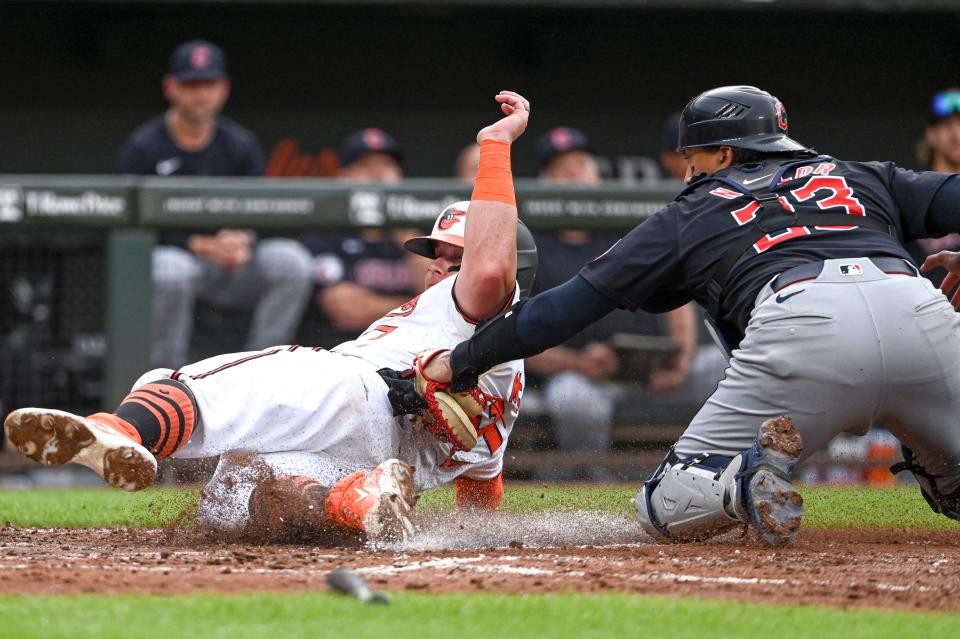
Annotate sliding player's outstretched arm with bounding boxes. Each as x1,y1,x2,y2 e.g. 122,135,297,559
454,90,530,320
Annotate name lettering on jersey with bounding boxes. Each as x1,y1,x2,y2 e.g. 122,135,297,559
359,324,397,340
481,398,506,453
384,294,421,318
508,372,523,409
777,162,836,185
709,187,744,200
468,377,522,455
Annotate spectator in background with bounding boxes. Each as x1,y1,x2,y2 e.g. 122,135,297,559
659,113,686,181
301,129,424,347
455,143,481,181
910,88,960,285
337,128,404,183
921,88,960,173
529,127,697,482
116,40,313,368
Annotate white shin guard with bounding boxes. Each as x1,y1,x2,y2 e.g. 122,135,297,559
636,453,746,542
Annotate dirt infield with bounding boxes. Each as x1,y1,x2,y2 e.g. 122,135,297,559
1,512,958,613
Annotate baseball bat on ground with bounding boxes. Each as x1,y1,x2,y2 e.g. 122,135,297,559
326,567,390,604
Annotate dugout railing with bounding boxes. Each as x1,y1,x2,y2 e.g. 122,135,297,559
0,176,905,483
0,175,679,404
1,176,693,480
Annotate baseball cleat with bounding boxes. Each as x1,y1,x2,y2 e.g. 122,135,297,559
739,415,804,546
3,408,157,491
326,459,417,543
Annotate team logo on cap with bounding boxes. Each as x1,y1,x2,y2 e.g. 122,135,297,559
775,101,788,131
190,45,212,69
438,209,466,230
840,263,862,276
550,127,574,150
363,128,386,150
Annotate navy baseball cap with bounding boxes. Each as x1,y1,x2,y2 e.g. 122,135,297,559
536,127,593,170
169,40,228,81
339,128,403,168
929,88,960,123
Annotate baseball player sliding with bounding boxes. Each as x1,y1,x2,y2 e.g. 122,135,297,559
4,90,537,544
423,86,960,546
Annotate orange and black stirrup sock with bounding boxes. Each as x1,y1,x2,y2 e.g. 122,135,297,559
112,378,200,459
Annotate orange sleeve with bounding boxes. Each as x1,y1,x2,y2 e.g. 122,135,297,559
455,472,504,510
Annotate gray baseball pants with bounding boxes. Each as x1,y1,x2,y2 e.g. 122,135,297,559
151,239,314,369
675,257,960,495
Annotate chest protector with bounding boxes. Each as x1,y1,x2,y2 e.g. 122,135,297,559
679,156,900,321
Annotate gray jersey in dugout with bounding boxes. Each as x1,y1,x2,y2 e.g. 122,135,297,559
675,257,960,495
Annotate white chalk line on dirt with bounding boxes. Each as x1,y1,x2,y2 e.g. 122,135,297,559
0,554,935,594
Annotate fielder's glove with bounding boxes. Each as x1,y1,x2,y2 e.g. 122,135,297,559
410,348,488,452
377,368,429,417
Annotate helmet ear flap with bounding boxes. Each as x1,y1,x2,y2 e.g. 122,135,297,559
515,220,538,299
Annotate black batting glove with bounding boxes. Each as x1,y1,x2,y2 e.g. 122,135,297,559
377,368,429,417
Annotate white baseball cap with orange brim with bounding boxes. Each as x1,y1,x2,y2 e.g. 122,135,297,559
403,201,470,258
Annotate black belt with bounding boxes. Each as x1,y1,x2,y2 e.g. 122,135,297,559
771,257,917,292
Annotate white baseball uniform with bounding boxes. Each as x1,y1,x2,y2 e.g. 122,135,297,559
134,275,524,528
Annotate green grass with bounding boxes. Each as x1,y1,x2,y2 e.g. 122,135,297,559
2,486,958,635
0,486,198,528
1,483,958,530
0,592,956,639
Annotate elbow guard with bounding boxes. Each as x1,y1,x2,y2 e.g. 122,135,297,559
450,299,533,392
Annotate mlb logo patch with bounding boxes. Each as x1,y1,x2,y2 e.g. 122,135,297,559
839,263,863,276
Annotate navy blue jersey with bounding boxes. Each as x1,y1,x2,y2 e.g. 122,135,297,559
580,157,952,347
116,115,265,177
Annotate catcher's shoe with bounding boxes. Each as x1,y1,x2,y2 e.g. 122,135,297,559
737,415,804,546
3,408,157,491
325,459,416,543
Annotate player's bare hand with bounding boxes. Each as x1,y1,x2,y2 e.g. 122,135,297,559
422,349,454,384
578,343,619,380
650,368,686,393
922,250,960,309
214,232,253,270
476,90,530,145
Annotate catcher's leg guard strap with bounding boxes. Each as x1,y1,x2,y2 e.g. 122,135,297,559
636,451,742,542
113,378,200,459
891,445,960,520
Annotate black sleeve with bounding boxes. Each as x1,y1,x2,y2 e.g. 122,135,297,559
886,164,955,238
923,174,960,236
449,274,618,388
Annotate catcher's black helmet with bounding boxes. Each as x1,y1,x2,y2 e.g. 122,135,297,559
677,86,813,154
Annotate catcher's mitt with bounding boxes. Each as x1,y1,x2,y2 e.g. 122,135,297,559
411,349,489,452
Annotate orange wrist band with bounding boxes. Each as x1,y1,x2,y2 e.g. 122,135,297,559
471,140,516,207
